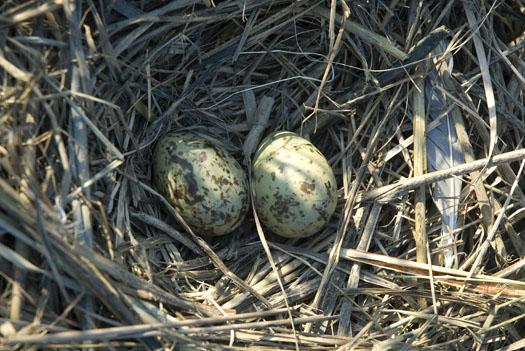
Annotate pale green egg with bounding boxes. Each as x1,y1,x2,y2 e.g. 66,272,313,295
153,132,249,236
252,131,337,238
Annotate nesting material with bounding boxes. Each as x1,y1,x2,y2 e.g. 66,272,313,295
1,1,525,350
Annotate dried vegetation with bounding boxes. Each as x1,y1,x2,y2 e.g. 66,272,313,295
0,0,525,350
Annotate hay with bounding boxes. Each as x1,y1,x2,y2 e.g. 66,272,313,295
1,0,524,350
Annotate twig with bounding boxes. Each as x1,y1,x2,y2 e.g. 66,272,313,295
339,248,525,298
412,77,428,307
362,148,525,203
3,313,338,345
337,202,381,336
412,78,428,265
462,160,525,273
464,1,497,160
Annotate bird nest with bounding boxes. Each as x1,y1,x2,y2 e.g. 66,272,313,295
1,1,524,350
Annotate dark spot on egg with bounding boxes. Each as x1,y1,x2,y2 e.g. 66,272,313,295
324,181,332,191
300,181,315,194
313,205,330,222
212,175,232,186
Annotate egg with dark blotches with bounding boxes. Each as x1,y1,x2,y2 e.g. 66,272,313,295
153,132,249,236
252,131,337,238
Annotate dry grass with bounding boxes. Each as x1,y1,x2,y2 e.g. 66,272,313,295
1,1,525,350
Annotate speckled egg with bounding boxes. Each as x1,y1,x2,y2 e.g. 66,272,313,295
153,132,249,236
252,131,337,238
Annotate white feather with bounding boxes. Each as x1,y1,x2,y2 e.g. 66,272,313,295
425,41,463,268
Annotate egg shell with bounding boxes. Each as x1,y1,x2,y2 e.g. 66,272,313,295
153,132,249,236
252,131,337,238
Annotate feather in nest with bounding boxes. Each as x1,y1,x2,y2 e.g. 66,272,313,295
424,41,464,268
